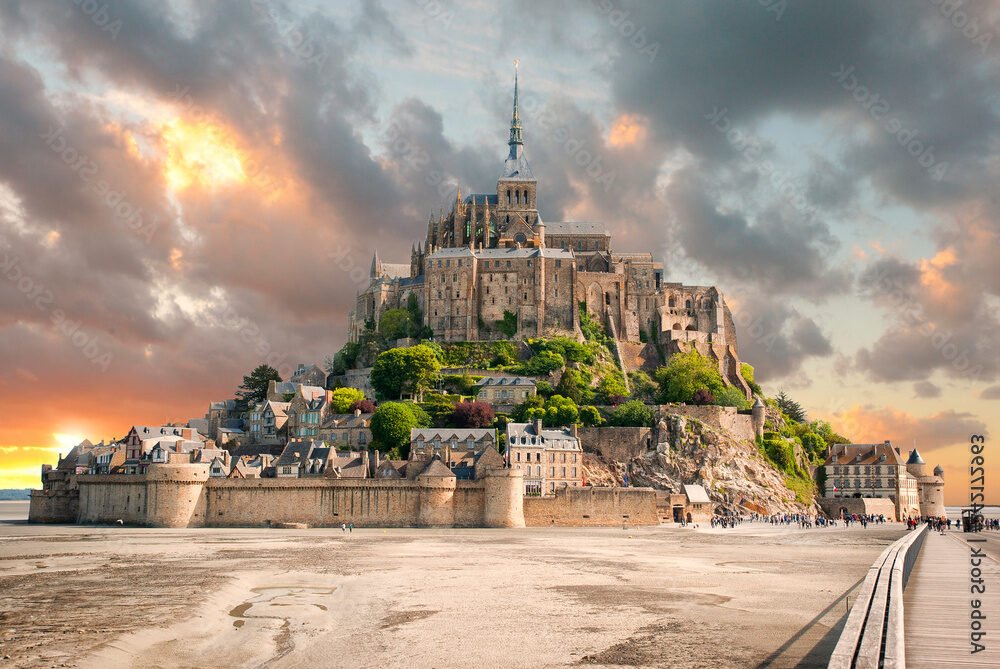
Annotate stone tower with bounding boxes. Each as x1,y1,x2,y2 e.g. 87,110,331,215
751,396,765,440
905,448,926,478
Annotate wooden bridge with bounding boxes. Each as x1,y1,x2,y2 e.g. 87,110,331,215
828,526,999,668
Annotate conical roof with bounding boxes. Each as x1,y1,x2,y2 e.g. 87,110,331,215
933,465,944,476
906,449,925,465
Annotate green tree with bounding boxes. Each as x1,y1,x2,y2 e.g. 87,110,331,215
371,345,442,399
330,387,366,414
654,350,725,403
378,308,414,341
714,386,751,410
511,395,545,422
597,374,628,403
499,310,518,337
579,405,605,427
608,400,653,427
556,368,586,404
776,390,807,423
235,364,282,407
542,395,579,427
370,402,430,458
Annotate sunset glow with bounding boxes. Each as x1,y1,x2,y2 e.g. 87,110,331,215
162,118,247,191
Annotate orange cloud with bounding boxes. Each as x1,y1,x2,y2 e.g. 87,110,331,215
608,113,647,147
161,118,248,191
917,247,958,302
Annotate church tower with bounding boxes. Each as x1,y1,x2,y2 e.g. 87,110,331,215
496,60,540,248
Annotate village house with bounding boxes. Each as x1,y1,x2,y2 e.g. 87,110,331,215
273,440,370,478
318,409,373,449
475,376,536,408
407,428,498,479
506,420,583,495
289,363,328,388
285,385,332,440
820,441,927,520
245,400,291,444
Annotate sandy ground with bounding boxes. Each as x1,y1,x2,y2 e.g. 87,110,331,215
0,502,904,669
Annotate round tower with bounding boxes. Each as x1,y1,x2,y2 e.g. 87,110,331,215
417,460,457,527
482,467,525,528
906,448,926,478
751,396,766,440
145,463,210,528
920,464,947,519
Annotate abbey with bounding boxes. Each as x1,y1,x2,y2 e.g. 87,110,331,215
350,67,749,395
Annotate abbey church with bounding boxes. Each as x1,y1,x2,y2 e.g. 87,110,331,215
349,68,749,395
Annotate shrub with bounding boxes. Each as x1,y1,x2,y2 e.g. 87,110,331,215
330,387,366,414
555,368,586,404
655,350,725,403
608,400,653,427
519,350,564,375
579,405,604,426
597,375,628,403
628,370,658,402
350,399,376,413
714,386,750,410
691,388,715,405
371,344,441,399
451,401,495,428
499,310,518,337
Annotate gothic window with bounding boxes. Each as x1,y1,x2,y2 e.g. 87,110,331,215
523,189,528,204
668,296,675,307
555,289,558,297
555,260,561,268
516,190,520,205
458,259,462,267
507,190,511,205
685,299,691,308
506,215,510,225
514,232,527,244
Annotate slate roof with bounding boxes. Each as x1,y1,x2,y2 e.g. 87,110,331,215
545,222,610,236
425,246,574,260
463,194,498,206
417,458,457,479
824,443,905,467
476,376,535,387
506,422,580,448
411,428,496,443
906,448,925,465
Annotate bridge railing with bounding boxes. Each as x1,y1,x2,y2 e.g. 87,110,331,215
828,524,928,669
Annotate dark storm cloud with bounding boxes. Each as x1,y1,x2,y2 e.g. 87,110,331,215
729,294,834,382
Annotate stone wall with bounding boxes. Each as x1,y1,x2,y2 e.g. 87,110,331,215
523,487,658,527
656,404,754,442
578,427,652,462
817,496,899,521
27,488,77,523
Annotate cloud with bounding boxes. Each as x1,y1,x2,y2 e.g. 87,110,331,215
980,386,1000,400
828,405,987,461
913,381,941,398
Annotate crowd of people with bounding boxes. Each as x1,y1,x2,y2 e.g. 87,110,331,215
705,511,1000,532
911,515,1000,533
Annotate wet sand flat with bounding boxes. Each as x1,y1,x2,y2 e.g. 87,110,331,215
0,509,903,668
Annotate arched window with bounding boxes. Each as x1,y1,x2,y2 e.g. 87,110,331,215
523,189,529,205
515,190,520,205
685,299,692,309
668,295,675,307
507,189,511,206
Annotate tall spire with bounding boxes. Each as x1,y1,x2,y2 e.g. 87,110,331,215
508,59,523,151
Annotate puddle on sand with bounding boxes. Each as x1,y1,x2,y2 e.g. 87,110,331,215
228,586,336,629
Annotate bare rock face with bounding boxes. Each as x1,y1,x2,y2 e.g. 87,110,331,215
585,411,817,515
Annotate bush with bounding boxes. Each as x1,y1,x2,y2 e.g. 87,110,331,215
655,350,725,403
556,368,587,404
763,438,794,473
741,362,762,396
451,401,495,428
330,387,366,414
535,380,554,398
608,400,654,427
714,386,750,410
628,370,658,402
519,350,564,375
597,374,628,403
579,405,604,426
350,399,376,414
325,341,361,376
529,336,594,364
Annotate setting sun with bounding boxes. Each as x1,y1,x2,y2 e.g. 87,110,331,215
161,118,247,191
52,432,87,449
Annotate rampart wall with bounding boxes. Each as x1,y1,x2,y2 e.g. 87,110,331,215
523,487,658,527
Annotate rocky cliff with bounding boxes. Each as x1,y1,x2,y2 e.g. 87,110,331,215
583,408,818,515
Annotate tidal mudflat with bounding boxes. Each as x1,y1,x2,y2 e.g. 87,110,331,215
0,507,901,668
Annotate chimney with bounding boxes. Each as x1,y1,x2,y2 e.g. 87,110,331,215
354,408,362,417
570,423,578,439
533,417,543,435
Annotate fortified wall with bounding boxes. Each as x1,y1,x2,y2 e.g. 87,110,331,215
30,463,658,529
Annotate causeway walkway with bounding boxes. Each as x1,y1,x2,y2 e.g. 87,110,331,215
903,530,999,667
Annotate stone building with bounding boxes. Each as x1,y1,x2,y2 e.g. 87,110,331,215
348,67,749,396
905,448,946,518
245,400,290,444
318,409,373,449
407,428,498,479
475,375,536,408
506,420,584,495
820,441,924,520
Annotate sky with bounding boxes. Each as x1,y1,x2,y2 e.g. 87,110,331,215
0,1,998,504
